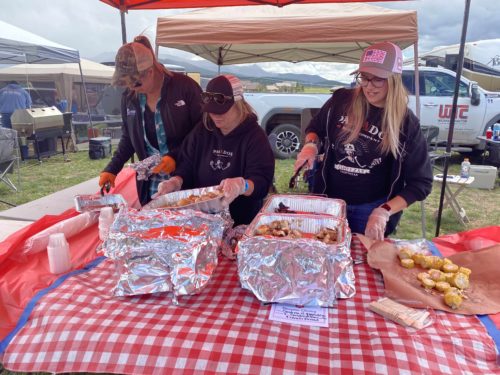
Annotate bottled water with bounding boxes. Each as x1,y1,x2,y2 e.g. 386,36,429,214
460,158,471,178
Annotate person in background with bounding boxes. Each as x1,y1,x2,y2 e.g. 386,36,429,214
295,42,432,241
0,81,32,129
99,35,203,205
153,74,275,226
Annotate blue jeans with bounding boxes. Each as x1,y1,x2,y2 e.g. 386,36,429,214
1,112,12,129
347,198,386,235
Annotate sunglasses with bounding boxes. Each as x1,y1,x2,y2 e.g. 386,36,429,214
355,74,387,88
201,92,234,105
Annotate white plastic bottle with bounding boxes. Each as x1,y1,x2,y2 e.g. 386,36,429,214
99,206,115,241
460,157,471,179
47,233,71,274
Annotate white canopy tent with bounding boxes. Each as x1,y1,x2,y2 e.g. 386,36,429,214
156,3,421,115
0,20,93,126
0,59,114,111
156,3,417,66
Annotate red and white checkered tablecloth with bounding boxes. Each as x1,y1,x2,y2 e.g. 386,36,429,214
2,237,499,374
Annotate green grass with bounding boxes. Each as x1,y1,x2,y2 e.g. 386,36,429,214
1,151,499,240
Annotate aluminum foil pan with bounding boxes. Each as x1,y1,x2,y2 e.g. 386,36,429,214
143,185,224,214
103,208,229,299
238,213,355,306
261,194,346,218
74,194,127,213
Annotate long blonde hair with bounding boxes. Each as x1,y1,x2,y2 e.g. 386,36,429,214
344,74,408,158
202,99,257,131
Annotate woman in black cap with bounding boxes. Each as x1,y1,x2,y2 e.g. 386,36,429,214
153,74,275,226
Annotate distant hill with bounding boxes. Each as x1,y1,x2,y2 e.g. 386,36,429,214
92,51,346,89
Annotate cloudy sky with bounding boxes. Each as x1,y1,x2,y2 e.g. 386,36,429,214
1,0,499,82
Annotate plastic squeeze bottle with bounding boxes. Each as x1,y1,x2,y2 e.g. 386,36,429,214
460,157,471,178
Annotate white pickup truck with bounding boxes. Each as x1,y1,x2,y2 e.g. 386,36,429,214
247,66,500,158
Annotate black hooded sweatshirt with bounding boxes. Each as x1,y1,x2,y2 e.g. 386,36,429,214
175,113,275,225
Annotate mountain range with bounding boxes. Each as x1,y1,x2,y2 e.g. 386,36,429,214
92,51,346,89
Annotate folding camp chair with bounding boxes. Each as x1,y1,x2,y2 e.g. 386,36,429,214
0,127,21,191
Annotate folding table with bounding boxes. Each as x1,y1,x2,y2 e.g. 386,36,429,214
433,174,475,225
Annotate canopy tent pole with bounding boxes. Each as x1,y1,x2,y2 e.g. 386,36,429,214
435,0,471,237
78,60,94,132
120,0,128,44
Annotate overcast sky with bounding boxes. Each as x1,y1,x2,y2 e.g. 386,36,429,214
1,0,499,82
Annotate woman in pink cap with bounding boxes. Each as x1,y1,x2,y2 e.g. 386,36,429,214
154,74,275,226
295,42,432,241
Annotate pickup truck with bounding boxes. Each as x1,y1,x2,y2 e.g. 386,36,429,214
247,66,500,159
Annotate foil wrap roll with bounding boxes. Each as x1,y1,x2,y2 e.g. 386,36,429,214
237,213,355,307
103,208,229,298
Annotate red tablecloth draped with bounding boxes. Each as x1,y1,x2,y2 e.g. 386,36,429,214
0,168,138,344
2,238,499,374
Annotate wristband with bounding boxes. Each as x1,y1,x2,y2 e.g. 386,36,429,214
243,179,249,193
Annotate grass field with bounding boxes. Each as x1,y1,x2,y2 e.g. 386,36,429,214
1,150,499,239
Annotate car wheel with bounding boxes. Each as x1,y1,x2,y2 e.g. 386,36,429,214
269,124,301,159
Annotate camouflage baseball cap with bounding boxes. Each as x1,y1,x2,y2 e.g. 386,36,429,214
112,42,154,87
351,42,403,79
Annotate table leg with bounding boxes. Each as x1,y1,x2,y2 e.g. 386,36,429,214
444,184,469,225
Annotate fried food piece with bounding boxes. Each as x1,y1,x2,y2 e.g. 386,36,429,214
435,281,451,293
442,263,459,273
315,227,338,244
458,267,472,277
412,253,425,266
428,269,446,282
398,247,414,261
417,272,430,282
444,291,463,310
443,272,455,284
451,272,469,290
420,256,439,269
421,278,436,290
431,257,444,270
400,259,415,269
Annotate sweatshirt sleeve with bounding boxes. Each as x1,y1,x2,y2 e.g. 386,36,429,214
397,111,433,205
242,126,275,199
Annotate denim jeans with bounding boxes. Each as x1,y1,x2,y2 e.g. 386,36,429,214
1,112,13,129
346,198,386,235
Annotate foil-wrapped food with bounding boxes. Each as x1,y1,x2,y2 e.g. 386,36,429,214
103,207,230,299
237,213,354,307
142,185,224,214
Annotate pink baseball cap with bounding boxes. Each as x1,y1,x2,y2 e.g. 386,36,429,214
351,42,403,78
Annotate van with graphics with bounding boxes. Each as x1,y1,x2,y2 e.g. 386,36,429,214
248,66,500,158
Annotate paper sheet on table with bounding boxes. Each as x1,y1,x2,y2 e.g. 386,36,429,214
269,304,329,327
364,238,500,315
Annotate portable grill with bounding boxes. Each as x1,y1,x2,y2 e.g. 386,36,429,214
11,106,64,137
11,106,66,161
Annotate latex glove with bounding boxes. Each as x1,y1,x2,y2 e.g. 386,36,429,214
294,143,318,173
99,172,116,189
219,177,247,207
151,155,176,175
151,176,182,199
364,207,391,241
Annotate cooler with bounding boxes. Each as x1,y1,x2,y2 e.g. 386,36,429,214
467,165,498,190
89,137,112,160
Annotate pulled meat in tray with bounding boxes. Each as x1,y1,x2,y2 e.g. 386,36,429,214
254,220,338,244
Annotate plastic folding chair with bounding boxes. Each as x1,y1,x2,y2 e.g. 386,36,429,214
0,127,21,191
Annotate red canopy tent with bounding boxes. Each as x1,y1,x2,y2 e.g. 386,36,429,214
100,0,405,10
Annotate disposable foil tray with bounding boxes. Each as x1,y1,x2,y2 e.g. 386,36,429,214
74,194,127,213
143,185,224,214
261,194,346,218
245,212,348,246
238,213,355,305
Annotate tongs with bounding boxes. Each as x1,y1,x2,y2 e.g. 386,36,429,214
289,160,308,189
100,182,111,197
